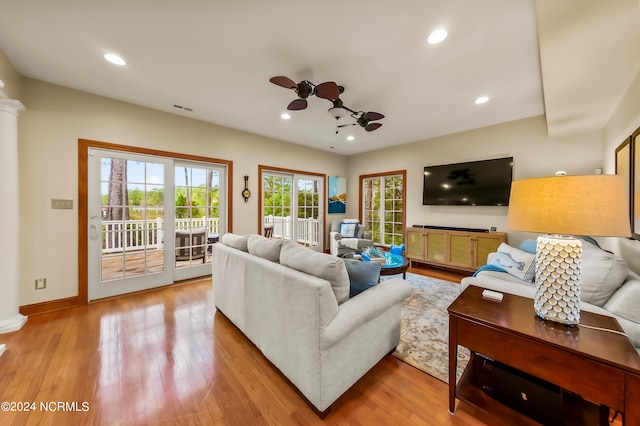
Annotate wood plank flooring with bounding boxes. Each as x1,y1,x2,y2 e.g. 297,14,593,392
0,268,503,425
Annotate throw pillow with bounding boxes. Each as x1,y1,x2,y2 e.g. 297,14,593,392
604,272,640,324
518,239,537,254
488,243,536,282
247,234,284,262
220,233,250,252
280,240,350,304
579,239,629,307
344,259,382,297
339,222,358,238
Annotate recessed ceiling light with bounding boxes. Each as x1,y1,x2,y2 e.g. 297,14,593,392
280,113,291,120
475,96,489,104
347,135,355,141
104,53,126,66
427,29,448,44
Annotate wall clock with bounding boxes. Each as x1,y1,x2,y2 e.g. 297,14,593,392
242,175,251,202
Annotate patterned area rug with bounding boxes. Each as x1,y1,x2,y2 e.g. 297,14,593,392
383,272,470,383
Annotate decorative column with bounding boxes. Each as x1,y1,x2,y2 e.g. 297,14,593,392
0,81,27,357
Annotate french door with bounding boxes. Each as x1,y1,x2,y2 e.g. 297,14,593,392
262,170,324,251
88,149,226,300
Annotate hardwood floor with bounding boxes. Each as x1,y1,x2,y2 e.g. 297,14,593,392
0,268,501,425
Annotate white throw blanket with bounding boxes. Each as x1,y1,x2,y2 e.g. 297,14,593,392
341,238,359,250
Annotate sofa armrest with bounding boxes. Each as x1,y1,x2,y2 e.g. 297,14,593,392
320,278,412,349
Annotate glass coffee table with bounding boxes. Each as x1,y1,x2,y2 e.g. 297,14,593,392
340,251,409,279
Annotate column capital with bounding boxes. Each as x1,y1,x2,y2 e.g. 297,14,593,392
0,83,25,113
0,96,25,114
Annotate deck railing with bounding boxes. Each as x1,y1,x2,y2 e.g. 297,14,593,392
102,218,220,253
102,216,319,253
263,215,320,247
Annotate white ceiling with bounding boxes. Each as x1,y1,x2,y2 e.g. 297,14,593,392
0,0,638,155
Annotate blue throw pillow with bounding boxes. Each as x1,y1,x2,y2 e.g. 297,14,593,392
343,259,381,297
339,222,358,238
518,239,537,254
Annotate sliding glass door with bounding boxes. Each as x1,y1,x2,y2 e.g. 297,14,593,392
87,149,227,300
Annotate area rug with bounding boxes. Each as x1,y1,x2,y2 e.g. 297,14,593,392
382,272,470,383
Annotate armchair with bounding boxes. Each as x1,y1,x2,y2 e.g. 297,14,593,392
329,219,374,256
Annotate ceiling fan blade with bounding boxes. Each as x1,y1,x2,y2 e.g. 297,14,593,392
364,111,384,121
287,98,308,111
270,76,297,89
365,122,382,132
314,82,340,100
337,123,357,128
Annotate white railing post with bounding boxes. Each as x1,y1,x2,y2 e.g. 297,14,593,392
156,217,163,249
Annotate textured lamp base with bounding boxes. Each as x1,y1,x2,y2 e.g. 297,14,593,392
534,236,582,325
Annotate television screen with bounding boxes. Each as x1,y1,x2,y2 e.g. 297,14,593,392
422,157,513,206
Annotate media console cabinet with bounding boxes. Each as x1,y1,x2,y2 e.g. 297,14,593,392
405,227,507,272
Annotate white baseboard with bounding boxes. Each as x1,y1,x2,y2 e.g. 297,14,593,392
0,314,27,334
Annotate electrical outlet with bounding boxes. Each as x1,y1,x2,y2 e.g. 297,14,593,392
35,278,46,290
51,199,73,209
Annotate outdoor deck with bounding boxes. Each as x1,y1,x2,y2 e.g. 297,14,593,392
101,249,212,281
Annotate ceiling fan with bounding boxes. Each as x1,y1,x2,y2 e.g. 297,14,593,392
269,76,340,111
269,75,384,133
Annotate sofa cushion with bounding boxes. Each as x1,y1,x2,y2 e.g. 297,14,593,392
488,243,536,282
221,233,249,252
247,234,283,262
280,240,350,304
580,240,629,307
603,272,640,323
344,259,382,297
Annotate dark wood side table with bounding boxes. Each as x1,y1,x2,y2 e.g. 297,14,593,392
448,285,640,425
379,257,410,279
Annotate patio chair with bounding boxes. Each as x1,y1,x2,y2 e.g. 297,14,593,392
264,224,274,238
175,227,207,264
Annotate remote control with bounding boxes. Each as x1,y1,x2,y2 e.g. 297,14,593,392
482,289,503,301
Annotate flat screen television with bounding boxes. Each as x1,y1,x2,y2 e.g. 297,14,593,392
422,157,513,206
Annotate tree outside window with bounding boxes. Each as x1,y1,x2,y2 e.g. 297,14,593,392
361,171,405,246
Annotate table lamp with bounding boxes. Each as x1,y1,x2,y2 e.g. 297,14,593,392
507,173,631,325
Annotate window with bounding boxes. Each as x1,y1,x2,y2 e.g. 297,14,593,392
361,171,406,246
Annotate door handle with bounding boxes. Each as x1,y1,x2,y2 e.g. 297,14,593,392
90,224,98,240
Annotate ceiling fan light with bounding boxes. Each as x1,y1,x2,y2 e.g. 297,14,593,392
328,107,349,119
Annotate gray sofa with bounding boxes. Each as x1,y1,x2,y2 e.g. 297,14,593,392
461,237,640,352
212,233,412,413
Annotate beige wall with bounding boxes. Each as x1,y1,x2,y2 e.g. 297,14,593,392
603,69,640,172
17,78,348,305
10,65,638,307
0,48,21,99
346,115,603,241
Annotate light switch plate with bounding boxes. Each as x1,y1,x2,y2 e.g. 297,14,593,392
52,199,73,209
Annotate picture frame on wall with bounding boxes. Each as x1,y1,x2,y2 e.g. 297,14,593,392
616,129,640,240
616,136,632,227
328,176,346,214
632,127,640,239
